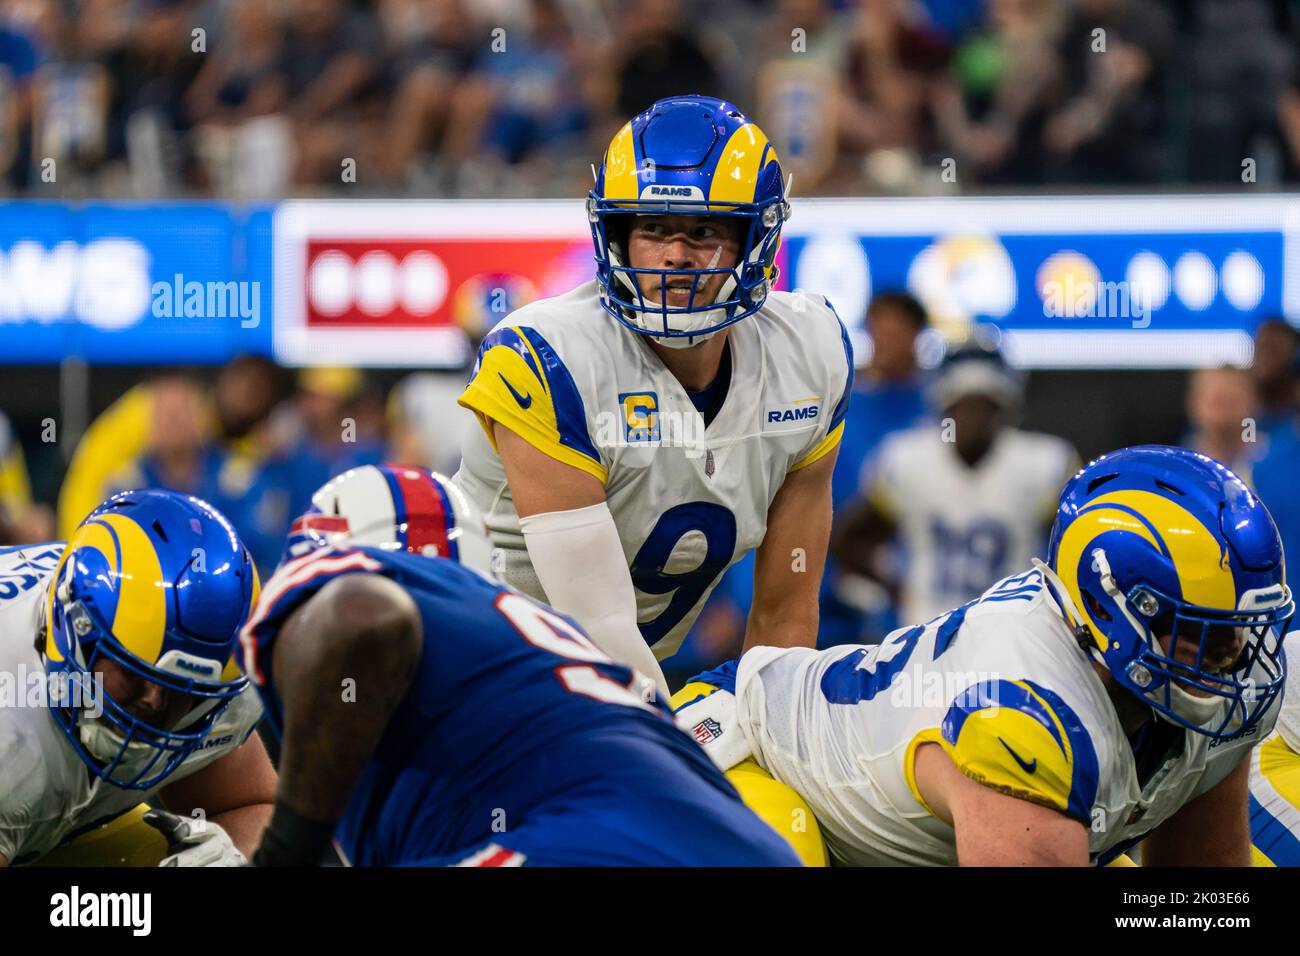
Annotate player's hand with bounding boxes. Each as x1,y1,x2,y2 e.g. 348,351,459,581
142,808,247,867
673,687,752,771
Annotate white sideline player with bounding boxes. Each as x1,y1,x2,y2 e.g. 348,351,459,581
0,490,273,867
454,95,852,694
678,446,1292,865
833,339,1078,625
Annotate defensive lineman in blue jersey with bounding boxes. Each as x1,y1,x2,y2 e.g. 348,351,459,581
240,465,800,867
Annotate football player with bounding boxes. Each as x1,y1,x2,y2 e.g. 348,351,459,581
453,94,853,695
1250,662,1300,866
0,489,274,867
677,446,1292,865
242,465,800,867
832,340,1079,625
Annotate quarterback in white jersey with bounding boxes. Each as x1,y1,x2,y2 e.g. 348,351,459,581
0,491,274,867
454,95,851,691
834,341,1078,625
680,446,1292,865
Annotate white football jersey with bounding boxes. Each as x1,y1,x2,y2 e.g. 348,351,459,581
866,425,1079,624
1248,662,1300,866
0,543,262,865
454,279,853,659
734,563,1275,866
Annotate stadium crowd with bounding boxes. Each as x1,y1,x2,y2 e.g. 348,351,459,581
1,0,1299,197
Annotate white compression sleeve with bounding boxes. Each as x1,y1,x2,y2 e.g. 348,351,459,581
519,502,670,699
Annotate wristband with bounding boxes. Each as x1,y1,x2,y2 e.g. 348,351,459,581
251,803,337,867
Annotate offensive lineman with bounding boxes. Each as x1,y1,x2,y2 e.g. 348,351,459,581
0,489,274,867
242,466,800,867
677,447,1292,865
1249,662,1300,865
453,95,853,695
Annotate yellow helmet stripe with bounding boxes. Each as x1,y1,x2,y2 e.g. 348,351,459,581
46,523,124,661
1055,502,1162,651
1092,490,1236,609
602,121,638,201
709,123,770,206
94,513,168,664
46,543,92,662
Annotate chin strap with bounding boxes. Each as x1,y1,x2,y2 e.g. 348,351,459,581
1090,547,1152,652
1034,558,1100,658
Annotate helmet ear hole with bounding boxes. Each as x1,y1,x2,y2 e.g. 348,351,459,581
1083,589,1112,623
606,215,632,261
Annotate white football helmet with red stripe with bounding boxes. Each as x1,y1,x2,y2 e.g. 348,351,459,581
283,465,494,577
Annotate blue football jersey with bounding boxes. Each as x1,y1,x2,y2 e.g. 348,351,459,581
240,546,797,866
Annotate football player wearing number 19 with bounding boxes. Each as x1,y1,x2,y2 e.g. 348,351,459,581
453,95,853,697
241,466,799,866
678,447,1293,865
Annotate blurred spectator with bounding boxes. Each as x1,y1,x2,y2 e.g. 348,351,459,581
1043,0,1173,184
1250,318,1299,442
930,0,1064,186
754,0,854,191
90,0,207,194
371,0,481,188
57,379,154,537
56,358,285,564
441,0,589,194
278,0,380,187
0,0,1289,196
821,291,932,645
1181,365,1260,480
0,0,43,185
93,372,274,571
387,371,473,475
611,0,724,121
840,0,951,191
833,292,932,508
213,353,283,450
186,0,291,198
831,342,1078,625
262,366,386,525
1181,0,1292,185
104,373,209,495
0,408,51,543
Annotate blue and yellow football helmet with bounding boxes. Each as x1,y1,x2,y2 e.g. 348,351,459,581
1048,446,1292,739
588,94,788,342
42,489,259,789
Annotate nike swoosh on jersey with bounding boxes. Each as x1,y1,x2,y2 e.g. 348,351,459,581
498,373,533,409
998,736,1038,774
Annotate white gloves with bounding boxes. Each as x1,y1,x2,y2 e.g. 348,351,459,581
143,808,247,867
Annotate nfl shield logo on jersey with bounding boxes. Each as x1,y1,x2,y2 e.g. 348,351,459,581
691,717,724,746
